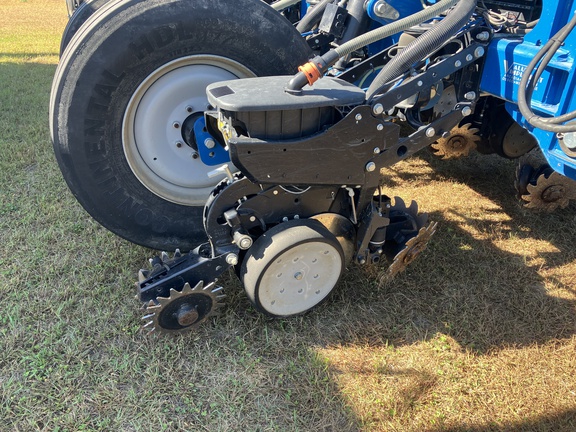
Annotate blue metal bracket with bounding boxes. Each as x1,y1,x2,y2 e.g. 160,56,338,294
193,117,231,166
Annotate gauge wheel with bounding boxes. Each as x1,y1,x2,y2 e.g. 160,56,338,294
241,219,345,317
50,0,311,250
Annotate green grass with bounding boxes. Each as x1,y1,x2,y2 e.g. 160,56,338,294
1,1,576,430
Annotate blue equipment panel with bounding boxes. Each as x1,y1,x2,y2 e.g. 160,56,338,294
480,0,576,180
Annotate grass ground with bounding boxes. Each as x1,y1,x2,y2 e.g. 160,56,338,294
1,1,575,430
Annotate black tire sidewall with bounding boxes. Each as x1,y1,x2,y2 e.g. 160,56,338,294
52,0,311,250
60,0,110,56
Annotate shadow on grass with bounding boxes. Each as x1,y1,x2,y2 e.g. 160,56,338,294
312,215,576,351
428,408,576,431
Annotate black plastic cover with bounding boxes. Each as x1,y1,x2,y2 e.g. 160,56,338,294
206,76,365,113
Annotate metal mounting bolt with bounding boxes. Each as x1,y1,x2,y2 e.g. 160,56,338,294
355,113,363,121
358,256,366,265
204,138,216,149
474,47,485,58
172,121,180,129
233,231,253,250
476,31,490,41
185,105,193,113
191,152,199,159
249,216,256,222
372,104,384,115
466,54,473,62
175,141,183,148
374,0,399,20
373,147,381,154
454,60,462,68
239,237,252,249
464,91,476,100
425,127,436,138
417,80,423,87
365,162,376,172
377,124,384,131
226,253,239,266
462,106,472,116
441,131,450,138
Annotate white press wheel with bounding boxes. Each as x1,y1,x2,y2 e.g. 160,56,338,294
241,219,344,317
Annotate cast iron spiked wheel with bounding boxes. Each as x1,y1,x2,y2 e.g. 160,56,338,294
388,222,438,277
384,197,437,277
431,123,480,159
515,156,576,212
142,281,225,334
522,171,576,212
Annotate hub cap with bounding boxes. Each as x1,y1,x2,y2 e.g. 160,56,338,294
258,241,342,316
123,55,253,205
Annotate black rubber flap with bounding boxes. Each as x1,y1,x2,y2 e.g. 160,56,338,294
207,76,365,112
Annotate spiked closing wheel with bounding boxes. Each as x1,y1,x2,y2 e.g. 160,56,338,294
515,157,576,212
523,171,576,212
142,281,225,334
384,197,437,278
431,123,480,159
388,222,438,277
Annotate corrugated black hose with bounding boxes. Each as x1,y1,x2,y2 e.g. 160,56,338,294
366,0,477,101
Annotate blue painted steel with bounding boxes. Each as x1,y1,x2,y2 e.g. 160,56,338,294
480,0,576,180
193,118,231,166
365,0,424,56
366,0,423,26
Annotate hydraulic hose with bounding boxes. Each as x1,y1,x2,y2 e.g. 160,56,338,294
271,0,301,11
366,0,476,100
286,0,460,92
517,12,576,133
296,0,333,33
334,0,369,61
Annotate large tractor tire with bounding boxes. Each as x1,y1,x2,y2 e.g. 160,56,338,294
51,0,311,251
61,0,108,55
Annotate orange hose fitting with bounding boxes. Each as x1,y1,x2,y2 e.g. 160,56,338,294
298,61,323,86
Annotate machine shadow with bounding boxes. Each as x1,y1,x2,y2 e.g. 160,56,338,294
211,150,575,429
427,408,576,431
309,210,576,353
238,149,576,354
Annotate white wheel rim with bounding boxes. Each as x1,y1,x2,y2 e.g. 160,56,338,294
258,241,342,316
123,55,253,206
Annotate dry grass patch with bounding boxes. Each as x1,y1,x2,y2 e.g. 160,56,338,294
319,336,576,431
